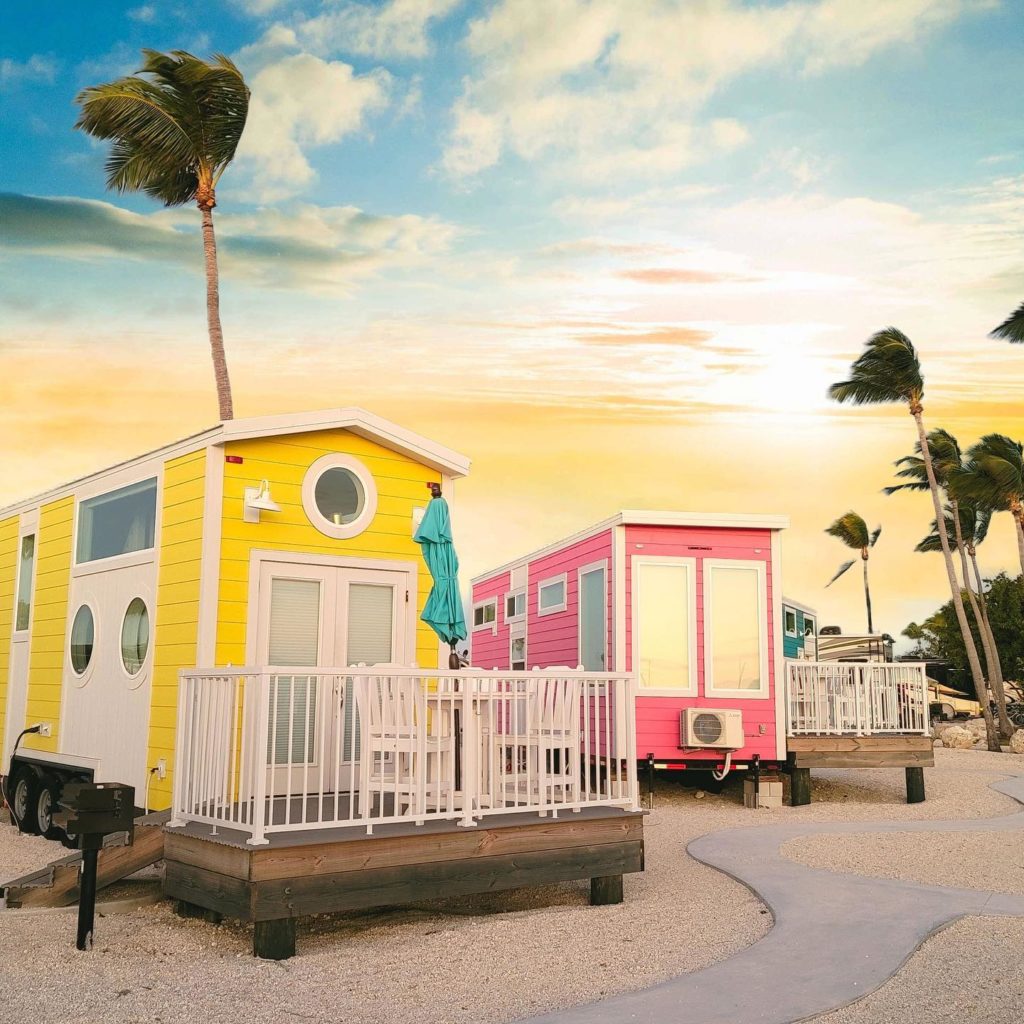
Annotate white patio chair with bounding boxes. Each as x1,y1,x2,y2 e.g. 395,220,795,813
352,666,455,824
488,667,582,813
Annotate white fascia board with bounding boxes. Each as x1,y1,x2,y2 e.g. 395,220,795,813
0,426,219,521
618,510,790,531
781,595,818,616
217,407,471,478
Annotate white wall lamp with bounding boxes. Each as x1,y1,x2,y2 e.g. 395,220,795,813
243,479,281,524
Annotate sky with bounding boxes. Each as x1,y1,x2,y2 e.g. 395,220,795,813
2,0,1023,646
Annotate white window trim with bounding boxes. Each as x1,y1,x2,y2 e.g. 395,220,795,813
537,573,568,616
577,559,609,672
72,472,161,572
631,555,697,696
472,597,498,634
12,519,38,639
302,453,378,541
504,588,526,624
784,608,799,638
703,558,769,699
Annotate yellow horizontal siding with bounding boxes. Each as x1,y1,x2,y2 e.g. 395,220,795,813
0,516,19,754
216,429,441,671
23,498,74,753
147,449,207,809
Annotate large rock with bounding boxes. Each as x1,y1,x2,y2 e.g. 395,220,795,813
1010,729,1024,755
941,725,976,749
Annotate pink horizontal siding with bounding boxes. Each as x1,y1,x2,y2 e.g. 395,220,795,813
469,569,510,669
626,525,780,764
527,529,613,669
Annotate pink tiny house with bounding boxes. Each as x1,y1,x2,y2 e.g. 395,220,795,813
470,510,789,773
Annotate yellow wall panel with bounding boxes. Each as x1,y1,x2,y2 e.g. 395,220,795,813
23,498,74,752
216,428,442,670
0,516,20,754
147,449,207,808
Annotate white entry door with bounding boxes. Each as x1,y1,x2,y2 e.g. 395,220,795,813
255,561,409,795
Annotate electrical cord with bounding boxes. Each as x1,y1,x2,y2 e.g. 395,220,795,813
144,766,160,815
2,725,43,830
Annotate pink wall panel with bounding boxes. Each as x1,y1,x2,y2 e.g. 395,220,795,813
625,525,781,763
527,529,613,669
469,569,510,669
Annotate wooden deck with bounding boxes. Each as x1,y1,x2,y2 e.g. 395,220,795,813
786,734,934,806
163,806,645,959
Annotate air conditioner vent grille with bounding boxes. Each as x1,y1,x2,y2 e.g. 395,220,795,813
692,712,723,745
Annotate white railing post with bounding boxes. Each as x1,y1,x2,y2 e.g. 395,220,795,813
247,671,271,846
625,675,640,811
168,670,191,828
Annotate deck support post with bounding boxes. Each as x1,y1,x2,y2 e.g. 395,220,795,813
789,767,811,806
905,766,926,804
590,874,624,905
175,899,206,920
253,918,296,960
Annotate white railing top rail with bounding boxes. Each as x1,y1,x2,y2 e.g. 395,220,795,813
180,666,633,680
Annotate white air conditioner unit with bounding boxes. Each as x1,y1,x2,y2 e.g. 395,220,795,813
681,708,744,749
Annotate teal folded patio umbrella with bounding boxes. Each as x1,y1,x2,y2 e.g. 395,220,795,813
414,491,467,665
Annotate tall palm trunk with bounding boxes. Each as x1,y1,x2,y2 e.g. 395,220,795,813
967,547,1012,739
200,202,234,421
951,501,1011,739
913,409,999,751
861,554,874,633
1013,508,1024,576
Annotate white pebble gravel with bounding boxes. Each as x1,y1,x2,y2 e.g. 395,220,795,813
0,746,1019,1024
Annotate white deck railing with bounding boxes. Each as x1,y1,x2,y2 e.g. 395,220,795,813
169,667,640,845
786,661,929,737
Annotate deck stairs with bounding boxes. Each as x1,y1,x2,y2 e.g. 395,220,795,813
0,810,168,909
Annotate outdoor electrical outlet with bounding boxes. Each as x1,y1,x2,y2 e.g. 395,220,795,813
156,759,167,780
39,723,52,738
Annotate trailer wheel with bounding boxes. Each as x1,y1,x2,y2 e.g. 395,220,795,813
9,768,40,834
35,776,62,840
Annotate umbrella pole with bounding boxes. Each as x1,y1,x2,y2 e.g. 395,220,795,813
449,641,463,791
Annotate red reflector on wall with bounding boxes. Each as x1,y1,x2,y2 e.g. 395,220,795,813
226,455,244,464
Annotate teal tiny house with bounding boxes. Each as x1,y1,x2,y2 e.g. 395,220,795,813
782,596,817,660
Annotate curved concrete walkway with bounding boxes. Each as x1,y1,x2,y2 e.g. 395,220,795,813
527,773,1024,1024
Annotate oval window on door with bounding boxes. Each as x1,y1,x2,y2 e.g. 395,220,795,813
70,604,95,679
121,598,150,679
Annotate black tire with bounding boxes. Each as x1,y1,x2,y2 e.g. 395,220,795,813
35,775,62,840
9,768,40,834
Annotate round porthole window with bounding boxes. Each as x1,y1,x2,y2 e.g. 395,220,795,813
70,605,95,677
302,454,378,539
121,598,150,678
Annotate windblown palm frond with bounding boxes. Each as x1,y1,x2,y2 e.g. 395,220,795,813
885,429,961,494
829,327,924,408
825,511,871,550
949,434,1024,513
869,525,882,547
826,560,856,587
991,301,1024,344
74,50,249,207
916,502,991,553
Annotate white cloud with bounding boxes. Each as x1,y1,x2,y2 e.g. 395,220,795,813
234,53,391,202
127,5,157,23
0,54,57,85
442,0,990,179
296,0,462,60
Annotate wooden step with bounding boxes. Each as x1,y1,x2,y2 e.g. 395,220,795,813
1,810,168,909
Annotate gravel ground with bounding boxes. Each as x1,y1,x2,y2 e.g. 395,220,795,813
0,746,1020,1024
806,916,1024,1024
783,830,1024,894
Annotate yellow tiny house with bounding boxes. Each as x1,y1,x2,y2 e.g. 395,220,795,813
0,410,470,836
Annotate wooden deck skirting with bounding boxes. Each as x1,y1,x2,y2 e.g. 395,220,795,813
786,735,934,807
163,807,645,959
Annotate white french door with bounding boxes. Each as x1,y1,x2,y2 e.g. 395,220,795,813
255,561,409,795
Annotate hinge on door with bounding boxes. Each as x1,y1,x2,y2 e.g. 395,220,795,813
405,590,409,603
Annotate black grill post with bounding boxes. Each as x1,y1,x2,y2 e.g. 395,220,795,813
646,752,655,809
77,845,100,950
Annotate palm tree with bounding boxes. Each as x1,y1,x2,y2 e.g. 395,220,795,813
825,512,881,633
887,430,1014,738
991,302,1024,344
75,50,250,421
949,434,1024,576
829,328,999,751
916,502,1013,739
